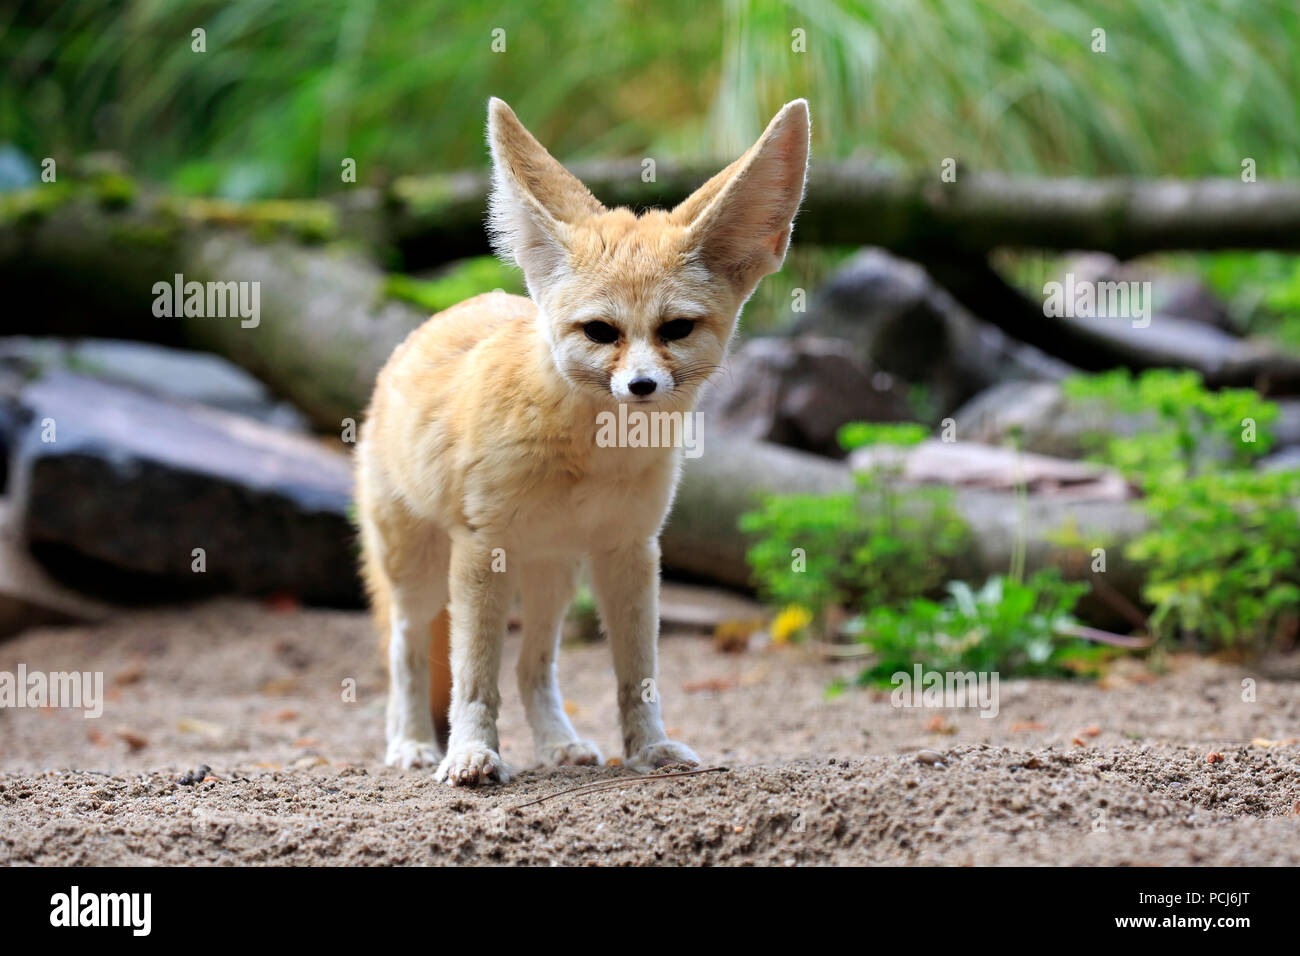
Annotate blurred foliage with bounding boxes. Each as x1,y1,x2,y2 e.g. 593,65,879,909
1065,368,1299,651
1185,251,1300,349
3,0,1300,202
836,420,928,450
1064,368,1275,482
384,256,523,313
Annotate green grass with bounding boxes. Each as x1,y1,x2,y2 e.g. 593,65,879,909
3,0,1299,199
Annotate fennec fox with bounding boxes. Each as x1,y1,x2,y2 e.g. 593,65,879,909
356,97,809,786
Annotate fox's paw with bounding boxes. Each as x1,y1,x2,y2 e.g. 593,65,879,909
386,737,442,770
436,745,510,786
540,739,603,768
628,740,700,773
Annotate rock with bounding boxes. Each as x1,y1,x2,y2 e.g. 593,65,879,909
951,381,1140,459
0,337,310,430
1258,446,1300,472
658,581,764,631
698,336,915,457
956,380,1300,462
1274,400,1300,448
848,440,1133,500
0,498,113,637
1063,253,1236,331
7,371,359,606
794,248,1072,418
1064,310,1261,374
915,750,946,766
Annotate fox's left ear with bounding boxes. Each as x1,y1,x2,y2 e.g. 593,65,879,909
486,97,606,297
674,100,810,294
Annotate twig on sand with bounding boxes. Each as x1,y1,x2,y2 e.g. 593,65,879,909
510,766,731,811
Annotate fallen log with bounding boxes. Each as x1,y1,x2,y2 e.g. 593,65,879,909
386,161,1300,268
11,178,1300,402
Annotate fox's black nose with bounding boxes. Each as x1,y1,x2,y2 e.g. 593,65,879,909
629,378,657,396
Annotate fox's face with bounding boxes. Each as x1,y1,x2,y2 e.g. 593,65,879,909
486,97,810,409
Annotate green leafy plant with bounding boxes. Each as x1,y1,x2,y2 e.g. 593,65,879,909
852,571,1094,687
742,422,1113,680
740,422,968,626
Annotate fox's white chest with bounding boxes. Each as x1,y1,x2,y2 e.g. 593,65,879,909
502,444,680,557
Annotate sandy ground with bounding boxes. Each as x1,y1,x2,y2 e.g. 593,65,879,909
2,600,1299,866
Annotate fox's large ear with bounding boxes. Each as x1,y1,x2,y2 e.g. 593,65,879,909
486,97,604,296
673,99,809,294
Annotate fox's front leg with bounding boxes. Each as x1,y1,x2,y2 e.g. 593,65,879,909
591,539,700,771
437,535,513,786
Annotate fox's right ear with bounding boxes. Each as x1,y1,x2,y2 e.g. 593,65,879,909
486,98,604,298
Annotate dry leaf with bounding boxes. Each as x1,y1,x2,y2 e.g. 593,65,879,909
925,715,956,734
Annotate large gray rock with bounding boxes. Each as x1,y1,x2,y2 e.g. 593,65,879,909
0,498,114,637
951,381,1133,459
7,372,359,606
0,337,310,430
794,248,1072,418
698,336,915,457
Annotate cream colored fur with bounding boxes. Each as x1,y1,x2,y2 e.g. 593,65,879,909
356,97,809,785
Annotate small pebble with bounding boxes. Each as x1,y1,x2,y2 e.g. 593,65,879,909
915,749,945,766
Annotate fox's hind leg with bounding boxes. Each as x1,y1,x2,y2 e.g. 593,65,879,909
518,558,602,767
381,529,451,770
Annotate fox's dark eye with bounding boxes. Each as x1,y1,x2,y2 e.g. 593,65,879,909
659,319,696,341
583,321,619,344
